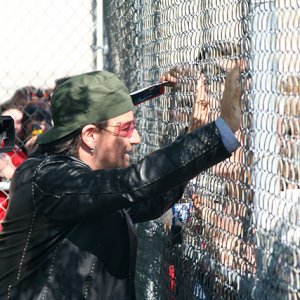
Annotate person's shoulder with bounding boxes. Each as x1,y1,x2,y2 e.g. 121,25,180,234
16,154,45,170
44,154,89,168
33,155,91,179
17,154,73,171
16,154,85,173
10,155,45,185
20,154,89,183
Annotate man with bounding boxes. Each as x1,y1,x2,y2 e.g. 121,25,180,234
0,67,241,299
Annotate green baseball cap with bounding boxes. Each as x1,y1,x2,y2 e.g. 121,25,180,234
37,71,134,144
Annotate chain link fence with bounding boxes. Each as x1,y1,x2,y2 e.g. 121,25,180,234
104,0,299,299
0,1,299,299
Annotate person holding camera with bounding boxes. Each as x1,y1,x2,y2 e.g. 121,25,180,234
0,108,27,231
0,66,241,299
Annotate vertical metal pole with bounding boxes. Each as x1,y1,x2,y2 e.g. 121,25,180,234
251,1,278,298
91,0,104,70
97,0,104,70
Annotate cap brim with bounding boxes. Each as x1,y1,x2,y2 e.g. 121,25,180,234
37,126,79,145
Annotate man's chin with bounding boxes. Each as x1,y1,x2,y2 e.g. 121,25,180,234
120,154,131,168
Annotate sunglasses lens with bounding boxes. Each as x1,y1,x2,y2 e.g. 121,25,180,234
119,121,135,137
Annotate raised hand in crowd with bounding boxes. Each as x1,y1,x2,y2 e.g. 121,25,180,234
0,153,16,180
160,65,242,133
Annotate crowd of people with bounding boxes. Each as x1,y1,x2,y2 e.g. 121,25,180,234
0,86,53,230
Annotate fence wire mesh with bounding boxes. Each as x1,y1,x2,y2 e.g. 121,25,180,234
0,1,299,299
104,0,300,299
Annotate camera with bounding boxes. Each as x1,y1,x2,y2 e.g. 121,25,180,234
0,116,15,152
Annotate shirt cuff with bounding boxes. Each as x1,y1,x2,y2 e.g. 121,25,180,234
215,117,240,153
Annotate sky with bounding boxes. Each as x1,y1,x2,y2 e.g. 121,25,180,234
0,0,101,102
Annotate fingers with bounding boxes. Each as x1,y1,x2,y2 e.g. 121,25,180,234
195,74,207,100
225,65,241,87
159,65,191,84
188,74,210,132
159,73,177,84
159,66,178,83
220,65,242,133
225,65,242,100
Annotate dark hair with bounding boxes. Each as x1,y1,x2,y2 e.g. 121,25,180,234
39,128,82,158
197,40,243,62
21,104,52,136
1,86,52,112
1,86,37,111
39,122,107,158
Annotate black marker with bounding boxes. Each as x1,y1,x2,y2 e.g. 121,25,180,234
130,81,172,106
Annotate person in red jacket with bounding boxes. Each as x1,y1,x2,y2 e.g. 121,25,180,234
0,108,27,231
0,147,27,231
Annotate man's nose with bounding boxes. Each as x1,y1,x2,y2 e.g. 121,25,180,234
129,128,141,145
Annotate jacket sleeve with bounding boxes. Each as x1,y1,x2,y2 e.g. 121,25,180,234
127,183,187,223
32,122,232,221
126,130,189,223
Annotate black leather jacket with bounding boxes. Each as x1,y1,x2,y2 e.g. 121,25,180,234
0,122,231,299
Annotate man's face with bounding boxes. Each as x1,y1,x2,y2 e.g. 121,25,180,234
92,111,141,170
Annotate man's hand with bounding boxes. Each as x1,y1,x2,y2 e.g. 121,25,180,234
159,67,178,84
159,65,191,85
0,153,16,179
188,75,218,133
220,65,242,133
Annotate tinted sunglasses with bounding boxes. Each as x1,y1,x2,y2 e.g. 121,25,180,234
98,120,135,138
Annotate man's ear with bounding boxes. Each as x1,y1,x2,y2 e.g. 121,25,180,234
80,124,98,150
